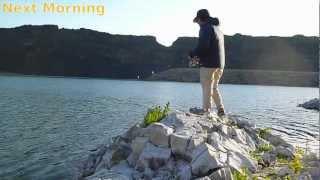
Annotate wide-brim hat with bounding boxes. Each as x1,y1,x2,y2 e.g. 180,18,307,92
193,9,210,23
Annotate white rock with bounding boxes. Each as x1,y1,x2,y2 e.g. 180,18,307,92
146,123,174,148
231,128,246,143
208,167,233,180
131,137,149,154
160,111,190,129
85,168,131,180
209,132,249,155
233,117,254,129
304,167,320,179
135,142,171,171
127,137,149,166
264,133,288,147
298,172,313,180
110,160,136,179
121,122,144,142
191,143,225,176
218,124,231,136
227,151,258,173
274,146,294,160
143,167,154,179
197,118,219,133
170,129,193,160
276,166,293,177
262,152,276,166
170,128,206,161
194,176,211,180
161,111,204,131
175,160,192,180
95,149,113,171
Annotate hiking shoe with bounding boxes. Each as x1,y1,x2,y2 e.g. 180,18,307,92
217,108,226,117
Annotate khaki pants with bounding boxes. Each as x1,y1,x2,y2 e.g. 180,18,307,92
200,67,224,112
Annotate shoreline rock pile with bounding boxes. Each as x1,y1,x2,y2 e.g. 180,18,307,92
77,110,319,180
298,98,319,111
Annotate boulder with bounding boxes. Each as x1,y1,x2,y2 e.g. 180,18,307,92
208,132,250,155
304,167,320,180
135,142,171,171
264,133,291,148
110,160,137,179
276,166,294,177
161,110,204,131
298,98,319,110
191,143,226,176
208,132,228,152
218,124,231,137
262,152,276,167
142,167,154,179
273,146,295,160
208,167,233,180
110,142,132,166
170,128,206,161
81,145,112,177
146,122,174,148
120,122,144,142
227,151,258,173
85,168,131,180
194,176,211,180
175,160,192,180
127,137,149,167
298,172,313,180
95,149,113,172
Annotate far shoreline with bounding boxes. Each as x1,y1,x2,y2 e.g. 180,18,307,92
0,70,318,88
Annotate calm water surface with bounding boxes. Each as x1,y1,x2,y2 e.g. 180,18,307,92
0,75,318,179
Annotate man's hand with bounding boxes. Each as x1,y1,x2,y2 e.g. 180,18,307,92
189,56,200,67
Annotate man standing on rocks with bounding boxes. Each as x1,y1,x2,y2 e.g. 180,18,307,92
189,9,226,117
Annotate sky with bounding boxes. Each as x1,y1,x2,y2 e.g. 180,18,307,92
0,0,318,46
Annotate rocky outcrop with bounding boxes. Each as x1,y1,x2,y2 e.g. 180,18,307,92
76,110,318,180
298,98,319,110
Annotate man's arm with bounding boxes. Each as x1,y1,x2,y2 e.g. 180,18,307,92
190,26,211,58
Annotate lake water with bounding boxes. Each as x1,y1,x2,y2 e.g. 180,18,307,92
0,75,318,180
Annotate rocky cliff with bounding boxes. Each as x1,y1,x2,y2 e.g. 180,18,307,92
76,110,319,180
0,25,318,80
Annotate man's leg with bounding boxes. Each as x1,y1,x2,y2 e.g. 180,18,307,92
200,67,214,112
211,68,225,114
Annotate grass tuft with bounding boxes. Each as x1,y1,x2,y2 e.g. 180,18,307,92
143,102,170,127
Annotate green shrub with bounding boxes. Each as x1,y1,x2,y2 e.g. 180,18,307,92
277,154,290,164
232,168,250,180
257,144,273,152
289,146,304,174
249,144,273,162
249,151,262,162
143,102,170,127
258,128,272,139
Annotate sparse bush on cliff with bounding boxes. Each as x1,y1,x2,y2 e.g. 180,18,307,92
143,102,170,127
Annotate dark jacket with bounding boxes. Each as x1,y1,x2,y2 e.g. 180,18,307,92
190,18,224,68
